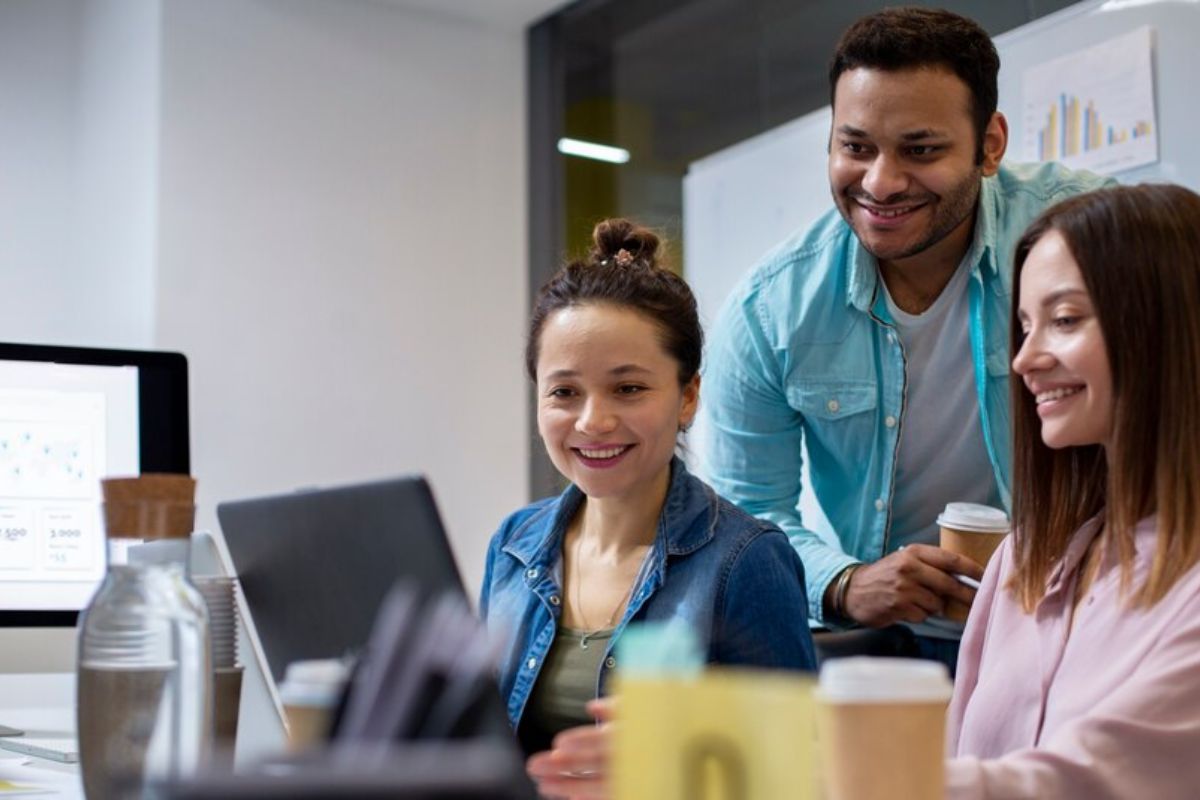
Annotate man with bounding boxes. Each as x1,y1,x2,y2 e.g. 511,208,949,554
701,7,1112,666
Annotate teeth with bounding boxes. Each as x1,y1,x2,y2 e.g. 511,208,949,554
1036,386,1082,404
871,207,915,218
578,446,627,459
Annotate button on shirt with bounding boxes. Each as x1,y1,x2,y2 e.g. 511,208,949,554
700,162,1113,624
478,458,816,732
946,516,1200,799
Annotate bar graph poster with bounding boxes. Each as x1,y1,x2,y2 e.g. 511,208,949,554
1021,26,1157,175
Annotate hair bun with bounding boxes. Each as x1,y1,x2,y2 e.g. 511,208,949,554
590,218,660,265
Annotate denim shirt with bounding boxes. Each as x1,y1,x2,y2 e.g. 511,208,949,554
701,162,1113,625
479,458,815,731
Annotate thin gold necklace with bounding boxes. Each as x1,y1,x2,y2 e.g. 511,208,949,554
573,531,638,650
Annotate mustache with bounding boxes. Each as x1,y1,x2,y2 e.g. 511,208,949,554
846,189,933,206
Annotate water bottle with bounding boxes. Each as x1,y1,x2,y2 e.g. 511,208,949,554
77,475,212,800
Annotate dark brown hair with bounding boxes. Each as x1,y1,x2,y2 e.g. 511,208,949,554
828,7,999,162
1009,184,1200,610
525,219,702,385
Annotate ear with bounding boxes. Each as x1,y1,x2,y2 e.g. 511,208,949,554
981,112,1008,177
679,374,701,430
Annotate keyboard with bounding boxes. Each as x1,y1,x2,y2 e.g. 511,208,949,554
0,736,79,763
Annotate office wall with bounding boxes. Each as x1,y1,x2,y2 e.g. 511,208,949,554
0,0,157,350
1,0,528,671
154,0,528,598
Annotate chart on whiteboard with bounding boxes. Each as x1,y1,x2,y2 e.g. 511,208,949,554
1021,26,1158,176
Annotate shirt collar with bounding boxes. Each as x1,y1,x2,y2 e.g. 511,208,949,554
845,171,1002,312
501,457,718,568
1043,513,1161,595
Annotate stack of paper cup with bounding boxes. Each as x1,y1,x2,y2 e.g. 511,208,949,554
818,657,953,800
192,576,242,744
193,576,239,668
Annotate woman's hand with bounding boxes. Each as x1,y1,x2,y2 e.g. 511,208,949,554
525,698,615,800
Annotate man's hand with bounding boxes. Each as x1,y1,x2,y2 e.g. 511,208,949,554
842,544,985,627
525,698,615,799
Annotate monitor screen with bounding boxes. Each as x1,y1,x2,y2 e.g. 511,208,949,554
0,343,189,627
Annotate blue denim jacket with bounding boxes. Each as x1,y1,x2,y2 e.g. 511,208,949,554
701,162,1113,625
479,458,816,730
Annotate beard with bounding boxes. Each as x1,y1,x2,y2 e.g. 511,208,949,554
835,166,983,263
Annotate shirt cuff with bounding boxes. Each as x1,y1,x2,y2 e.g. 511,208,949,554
807,552,863,628
945,757,986,800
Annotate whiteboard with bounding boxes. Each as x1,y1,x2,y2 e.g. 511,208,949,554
684,0,1200,536
685,0,1200,322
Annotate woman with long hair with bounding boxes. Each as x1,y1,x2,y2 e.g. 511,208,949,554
946,184,1200,797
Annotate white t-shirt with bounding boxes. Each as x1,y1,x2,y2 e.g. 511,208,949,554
883,264,1002,639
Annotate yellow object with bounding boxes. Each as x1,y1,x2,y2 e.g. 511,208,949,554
0,779,52,795
613,669,818,800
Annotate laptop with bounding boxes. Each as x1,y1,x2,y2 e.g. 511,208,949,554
216,476,467,687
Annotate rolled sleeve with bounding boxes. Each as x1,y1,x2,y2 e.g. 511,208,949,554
701,287,856,625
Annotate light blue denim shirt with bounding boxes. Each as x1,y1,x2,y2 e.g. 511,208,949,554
479,458,815,732
701,162,1113,625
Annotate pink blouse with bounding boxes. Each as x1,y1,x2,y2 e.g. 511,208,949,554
946,515,1200,799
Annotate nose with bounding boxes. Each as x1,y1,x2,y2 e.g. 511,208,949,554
1011,328,1054,378
860,153,909,202
576,396,617,434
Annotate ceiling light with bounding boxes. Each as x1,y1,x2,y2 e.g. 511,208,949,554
557,137,630,164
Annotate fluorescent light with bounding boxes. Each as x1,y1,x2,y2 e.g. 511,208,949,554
557,137,630,164
1101,0,1196,9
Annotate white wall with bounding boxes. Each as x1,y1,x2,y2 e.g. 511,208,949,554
0,0,159,349
154,0,528,599
1,0,528,671
0,1,86,345
74,0,162,349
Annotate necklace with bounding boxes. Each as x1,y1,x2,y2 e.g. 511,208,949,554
572,531,639,650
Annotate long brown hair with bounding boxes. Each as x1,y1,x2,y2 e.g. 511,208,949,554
1009,184,1200,611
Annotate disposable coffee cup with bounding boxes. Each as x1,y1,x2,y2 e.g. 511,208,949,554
278,659,350,751
937,502,1009,623
817,657,952,800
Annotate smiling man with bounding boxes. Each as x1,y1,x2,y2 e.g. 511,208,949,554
701,7,1112,670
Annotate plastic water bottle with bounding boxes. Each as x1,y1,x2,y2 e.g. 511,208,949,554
76,475,212,800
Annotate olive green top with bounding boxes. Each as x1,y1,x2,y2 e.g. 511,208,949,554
517,626,612,754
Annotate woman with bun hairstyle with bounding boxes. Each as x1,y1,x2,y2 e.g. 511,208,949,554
479,219,815,775
945,184,1200,797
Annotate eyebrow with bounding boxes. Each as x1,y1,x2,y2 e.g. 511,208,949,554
1017,287,1089,321
1040,287,1088,307
543,364,654,380
900,129,947,141
834,125,948,141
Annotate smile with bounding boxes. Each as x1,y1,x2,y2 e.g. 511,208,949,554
1035,386,1082,404
854,199,928,223
575,445,630,459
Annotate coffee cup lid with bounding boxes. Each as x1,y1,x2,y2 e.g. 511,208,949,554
818,657,952,703
279,658,352,706
937,502,1009,534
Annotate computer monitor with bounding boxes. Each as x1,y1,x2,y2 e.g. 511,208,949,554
0,342,189,628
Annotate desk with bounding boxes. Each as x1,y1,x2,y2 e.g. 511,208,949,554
0,674,82,799
0,662,285,800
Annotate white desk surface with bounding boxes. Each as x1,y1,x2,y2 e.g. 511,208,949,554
0,673,82,799
0,659,286,798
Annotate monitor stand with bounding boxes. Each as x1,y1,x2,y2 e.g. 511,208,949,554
0,724,23,736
